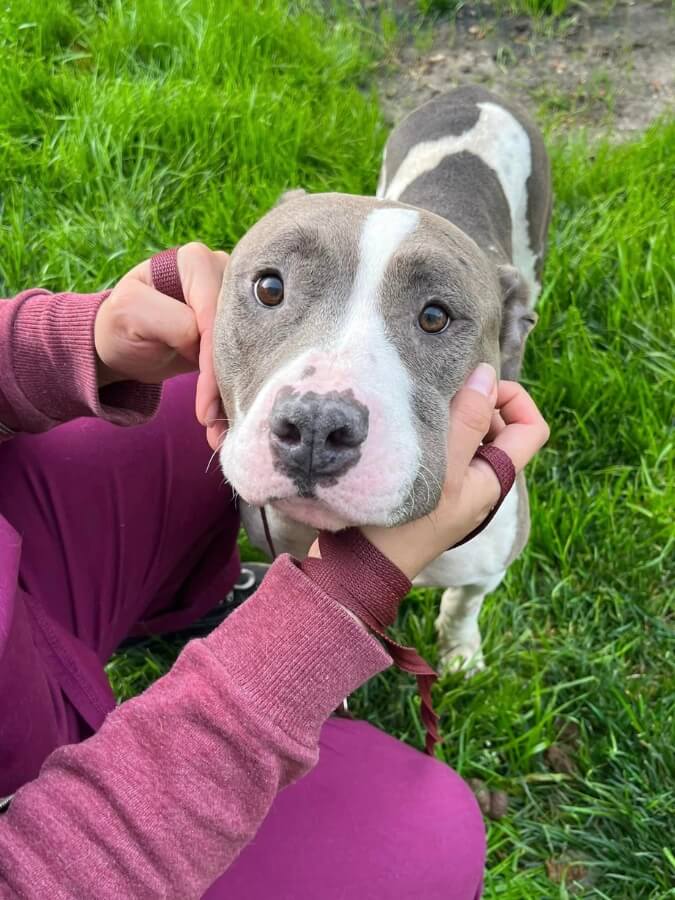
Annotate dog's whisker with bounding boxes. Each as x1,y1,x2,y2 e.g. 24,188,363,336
417,463,442,508
418,462,442,490
205,432,227,474
418,470,432,508
205,450,219,474
406,482,416,521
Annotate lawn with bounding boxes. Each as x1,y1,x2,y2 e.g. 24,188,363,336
1,1,673,897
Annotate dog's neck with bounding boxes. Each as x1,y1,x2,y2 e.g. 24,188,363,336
241,502,317,561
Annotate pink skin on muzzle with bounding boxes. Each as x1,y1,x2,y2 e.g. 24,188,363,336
220,349,419,529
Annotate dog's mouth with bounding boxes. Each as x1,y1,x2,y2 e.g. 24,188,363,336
271,495,351,532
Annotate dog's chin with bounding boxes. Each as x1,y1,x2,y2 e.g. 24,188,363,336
272,497,351,532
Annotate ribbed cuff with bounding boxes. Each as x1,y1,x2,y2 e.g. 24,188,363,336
303,528,411,628
0,382,16,439
204,554,392,743
7,291,161,431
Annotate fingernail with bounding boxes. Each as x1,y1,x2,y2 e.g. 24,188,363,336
466,363,496,396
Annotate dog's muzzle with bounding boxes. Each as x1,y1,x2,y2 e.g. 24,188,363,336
269,387,369,495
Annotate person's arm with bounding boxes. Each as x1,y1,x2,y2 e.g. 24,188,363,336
0,371,548,900
0,243,228,442
0,288,162,438
0,539,399,899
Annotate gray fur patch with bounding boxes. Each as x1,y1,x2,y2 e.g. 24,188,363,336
383,88,482,185
398,150,513,266
380,84,551,271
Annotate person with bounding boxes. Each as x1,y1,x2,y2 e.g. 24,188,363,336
0,244,549,899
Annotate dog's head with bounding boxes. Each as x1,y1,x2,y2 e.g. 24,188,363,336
214,192,533,530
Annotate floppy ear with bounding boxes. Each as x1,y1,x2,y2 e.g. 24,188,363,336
498,265,537,380
275,188,307,207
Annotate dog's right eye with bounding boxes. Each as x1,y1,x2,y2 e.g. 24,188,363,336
254,274,284,307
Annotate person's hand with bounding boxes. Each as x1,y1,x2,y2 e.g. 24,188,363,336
359,363,549,580
94,243,228,448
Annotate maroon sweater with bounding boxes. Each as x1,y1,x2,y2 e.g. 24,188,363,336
0,288,408,897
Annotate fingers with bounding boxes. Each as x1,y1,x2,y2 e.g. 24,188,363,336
134,282,200,362
99,280,200,375
99,244,229,403
205,421,227,452
177,243,229,432
446,375,548,534
485,410,506,443
361,373,548,580
196,327,226,447
446,363,498,476
122,257,153,286
177,242,228,332
195,327,219,422
490,380,550,472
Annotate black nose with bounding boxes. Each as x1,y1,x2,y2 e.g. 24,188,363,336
270,388,369,491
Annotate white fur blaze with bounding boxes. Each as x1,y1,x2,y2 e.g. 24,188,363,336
342,205,420,340
318,208,421,523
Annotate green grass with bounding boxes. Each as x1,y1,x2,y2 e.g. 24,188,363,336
353,125,675,896
0,0,385,290
3,1,674,897
417,0,577,18
495,0,575,14
533,70,616,132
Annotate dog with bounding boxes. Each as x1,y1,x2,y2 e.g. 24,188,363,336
213,85,551,672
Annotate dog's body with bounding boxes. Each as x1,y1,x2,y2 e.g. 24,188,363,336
215,86,551,671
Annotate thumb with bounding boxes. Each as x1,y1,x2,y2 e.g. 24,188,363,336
447,364,498,475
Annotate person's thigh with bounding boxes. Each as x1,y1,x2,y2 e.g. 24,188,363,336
0,372,239,663
204,718,486,900
0,375,239,791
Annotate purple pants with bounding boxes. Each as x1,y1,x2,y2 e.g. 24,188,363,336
0,374,485,898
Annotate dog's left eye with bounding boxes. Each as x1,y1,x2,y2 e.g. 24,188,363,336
418,304,449,334
254,274,284,307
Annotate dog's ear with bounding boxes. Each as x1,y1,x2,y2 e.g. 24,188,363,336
275,188,307,207
497,265,537,381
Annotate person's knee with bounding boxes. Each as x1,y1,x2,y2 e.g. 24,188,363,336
402,757,486,898
208,720,485,899
342,721,486,897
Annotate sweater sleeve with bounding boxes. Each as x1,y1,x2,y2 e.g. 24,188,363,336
0,289,161,438
0,548,403,900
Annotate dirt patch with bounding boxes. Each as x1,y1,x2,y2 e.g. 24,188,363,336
377,0,674,137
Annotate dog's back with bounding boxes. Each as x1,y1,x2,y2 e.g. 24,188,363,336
377,86,551,304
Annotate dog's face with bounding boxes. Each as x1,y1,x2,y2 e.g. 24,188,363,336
214,192,523,530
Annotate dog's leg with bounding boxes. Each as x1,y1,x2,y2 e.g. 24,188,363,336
435,583,496,675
